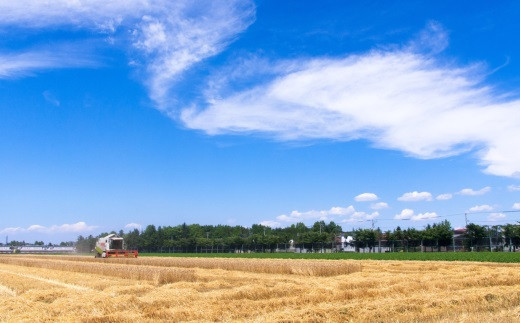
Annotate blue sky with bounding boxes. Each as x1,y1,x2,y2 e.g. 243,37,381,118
0,0,519,242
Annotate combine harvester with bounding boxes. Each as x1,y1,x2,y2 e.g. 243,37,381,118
95,234,138,258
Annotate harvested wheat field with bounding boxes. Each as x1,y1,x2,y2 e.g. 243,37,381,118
0,255,519,322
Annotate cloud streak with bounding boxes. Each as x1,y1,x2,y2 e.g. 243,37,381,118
182,24,520,178
0,222,97,235
0,0,255,106
0,50,96,79
458,186,491,196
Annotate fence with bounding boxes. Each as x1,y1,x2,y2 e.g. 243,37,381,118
137,237,520,254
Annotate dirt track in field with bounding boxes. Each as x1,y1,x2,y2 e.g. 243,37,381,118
0,255,519,322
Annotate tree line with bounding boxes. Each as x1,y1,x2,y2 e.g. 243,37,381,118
74,220,520,253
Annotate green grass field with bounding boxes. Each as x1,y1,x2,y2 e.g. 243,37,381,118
140,252,520,263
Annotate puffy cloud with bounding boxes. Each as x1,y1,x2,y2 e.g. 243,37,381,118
487,213,506,221
124,223,142,230
412,212,439,221
259,220,281,228
395,209,415,220
458,186,491,196
354,193,378,202
341,211,379,223
508,185,520,192
0,0,255,106
182,24,520,178
371,202,389,210
0,222,97,235
328,206,356,215
436,193,453,200
397,191,433,202
272,204,379,225
394,209,438,221
513,203,520,210
468,204,493,212
276,205,355,223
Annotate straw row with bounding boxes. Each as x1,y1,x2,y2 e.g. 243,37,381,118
30,255,362,276
0,256,195,285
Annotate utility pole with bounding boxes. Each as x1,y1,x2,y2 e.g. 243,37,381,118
489,226,493,252
465,213,468,227
452,235,456,252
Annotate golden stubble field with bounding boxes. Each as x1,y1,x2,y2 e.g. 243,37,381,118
0,255,519,322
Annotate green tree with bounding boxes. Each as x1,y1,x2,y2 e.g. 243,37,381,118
465,223,487,251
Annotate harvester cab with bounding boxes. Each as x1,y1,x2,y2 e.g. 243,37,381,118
95,234,138,258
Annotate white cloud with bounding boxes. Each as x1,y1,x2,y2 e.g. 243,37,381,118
513,203,520,210
436,193,453,200
397,191,433,202
276,205,355,223
43,91,60,107
124,223,142,230
273,204,379,225
468,204,493,212
458,186,491,196
395,209,415,220
412,212,439,221
342,211,379,223
487,213,506,221
394,209,438,221
182,24,520,178
508,185,520,192
371,202,389,210
328,206,356,215
259,220,280,228
0,49,96,78
354,193,378,202
0,0,255,106
0,222,97,235
0,0,148,30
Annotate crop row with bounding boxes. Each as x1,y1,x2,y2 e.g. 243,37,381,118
31,255,363,276
0,256,195,285
142,251,520,263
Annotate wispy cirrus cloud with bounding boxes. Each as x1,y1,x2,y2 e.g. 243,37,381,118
0,49,96,79
182,23,520,178
0,0,255,106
